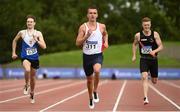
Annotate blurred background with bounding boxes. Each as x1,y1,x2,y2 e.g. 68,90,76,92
0,0,179,79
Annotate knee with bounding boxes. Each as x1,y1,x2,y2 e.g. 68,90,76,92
87,77,93,83
94,68,100,74
24,69,31,73
93,64,101,74
141,75,148,81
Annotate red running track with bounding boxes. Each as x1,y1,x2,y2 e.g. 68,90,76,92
0,79,179,112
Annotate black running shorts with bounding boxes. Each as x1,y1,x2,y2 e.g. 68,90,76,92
140,57,158,78
83,53,103,76
21,58,39,69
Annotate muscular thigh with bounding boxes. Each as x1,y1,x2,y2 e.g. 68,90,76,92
22,59,31,71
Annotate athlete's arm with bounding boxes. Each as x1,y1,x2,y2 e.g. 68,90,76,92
132,33,139,62
12,31,22,59
150,31,163,56
76,24,91,47
34,31,46,49
102,24,108,48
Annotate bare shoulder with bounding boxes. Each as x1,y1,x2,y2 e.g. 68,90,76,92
153,31,160,38
135,32,140,38
19,30,26,34
36,30,42,34
154,31,160,35
98,23,106,28
35,30,43,37
79,23,86,32
18,30,26,37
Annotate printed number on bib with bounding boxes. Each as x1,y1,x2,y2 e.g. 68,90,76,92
141,46,152,54
86,44,96,49
26,48,37,55
85,41,98,49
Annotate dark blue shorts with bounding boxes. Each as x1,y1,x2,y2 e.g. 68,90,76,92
83,53,103,76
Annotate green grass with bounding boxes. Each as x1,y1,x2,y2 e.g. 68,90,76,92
5,42,180,68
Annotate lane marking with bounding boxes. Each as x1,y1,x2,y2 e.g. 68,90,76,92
161,81,180,89
149,84,180,110
0,80,71,94
0,81,84,104
113,80,127,112
0,80,53,89
39,80,108,112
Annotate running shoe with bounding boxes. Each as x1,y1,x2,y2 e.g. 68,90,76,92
93,92,99,103
23,85,30,95
89,99,94,109
144,97,149,105
30,92,35,104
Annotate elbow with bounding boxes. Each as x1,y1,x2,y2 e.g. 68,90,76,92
160,44,163,51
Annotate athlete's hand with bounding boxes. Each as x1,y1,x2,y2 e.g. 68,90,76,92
132,55,136,63
150,51,156,57
86,29,92,38
103,42,109,49
33,34,39,42
12,53,18,60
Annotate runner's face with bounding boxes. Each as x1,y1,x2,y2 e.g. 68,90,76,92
142,21,151,32
26,18,35,29
87,9,98,22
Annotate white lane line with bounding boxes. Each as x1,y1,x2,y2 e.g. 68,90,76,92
39,80,108,112
0,80,71,94
162,80,180,89
149,84,180,110
113,80,127,112
0,83,25,89
0,81,84,104
0,80,53,89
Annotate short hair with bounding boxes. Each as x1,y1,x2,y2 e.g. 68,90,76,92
26,14,36,22
87,6,98,12
141,17,151,22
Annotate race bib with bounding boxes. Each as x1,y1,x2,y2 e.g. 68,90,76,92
86,44,97,49
26,48,37,55
141,46,152,54
85,41,98,49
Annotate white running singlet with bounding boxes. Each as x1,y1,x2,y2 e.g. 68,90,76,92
83,22,103,55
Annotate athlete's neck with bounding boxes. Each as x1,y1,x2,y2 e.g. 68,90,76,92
27,28,35,36
88,21,96,26
143,30,151,36
27,28,34,31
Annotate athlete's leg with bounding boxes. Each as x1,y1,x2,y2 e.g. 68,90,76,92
93,63,101,92
22,60,31,87
30,67,36,93
141,72,149,98
151,77,157,84
83,54,95,108
150,59,158,84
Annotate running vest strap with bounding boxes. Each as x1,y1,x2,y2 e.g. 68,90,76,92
83,22,103,55
139,30,158,59
21,30,39,60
